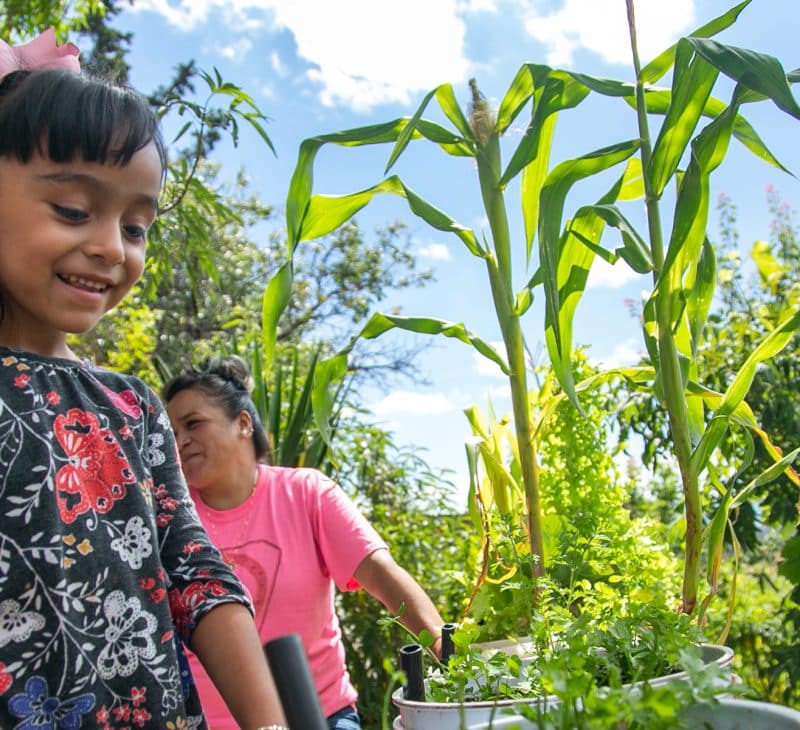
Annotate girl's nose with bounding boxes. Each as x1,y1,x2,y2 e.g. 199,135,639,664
83,222,125,265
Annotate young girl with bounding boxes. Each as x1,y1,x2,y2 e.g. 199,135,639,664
0,35,287,730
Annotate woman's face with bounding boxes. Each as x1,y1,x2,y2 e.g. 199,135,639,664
166,387,252,491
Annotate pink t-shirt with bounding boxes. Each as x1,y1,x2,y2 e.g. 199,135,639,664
186,465,387,726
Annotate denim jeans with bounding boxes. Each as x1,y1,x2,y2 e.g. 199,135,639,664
327,704,360,730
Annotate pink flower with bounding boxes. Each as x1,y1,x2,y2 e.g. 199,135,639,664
45,391,61,406
0,28,80,80
14,374,29,388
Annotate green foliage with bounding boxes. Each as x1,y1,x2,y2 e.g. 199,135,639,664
68,284,162,388
704,531,800,709
464,360,682,643
333,427,474,729
0,0,104,41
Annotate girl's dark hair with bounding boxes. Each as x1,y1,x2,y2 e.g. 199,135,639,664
0,68,167,169
163,356,271,463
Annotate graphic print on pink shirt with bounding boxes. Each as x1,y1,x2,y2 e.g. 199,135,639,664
221,539,280,633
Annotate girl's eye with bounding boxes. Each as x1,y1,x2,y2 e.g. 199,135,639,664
123,224,148,241
53,204,87,222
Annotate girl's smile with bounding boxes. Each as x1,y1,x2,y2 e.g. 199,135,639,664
0,143,162,358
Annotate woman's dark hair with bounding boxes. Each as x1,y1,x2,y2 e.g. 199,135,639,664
163,356,271,463
0,68,167,170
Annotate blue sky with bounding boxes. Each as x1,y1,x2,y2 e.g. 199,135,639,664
113,0,799,503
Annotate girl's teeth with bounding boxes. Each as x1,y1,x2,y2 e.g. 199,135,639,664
63,275,107,291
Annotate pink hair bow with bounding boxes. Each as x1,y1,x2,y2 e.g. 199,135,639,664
0,27,80,80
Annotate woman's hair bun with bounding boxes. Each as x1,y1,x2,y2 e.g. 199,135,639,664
200,355,253,394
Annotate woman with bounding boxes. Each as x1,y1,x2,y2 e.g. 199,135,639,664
164,356,445,730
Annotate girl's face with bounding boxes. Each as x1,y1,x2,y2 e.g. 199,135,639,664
166,387,254,493
0,141,162,357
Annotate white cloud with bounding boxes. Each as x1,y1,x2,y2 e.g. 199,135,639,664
134,0,472,111
371,390,455,416
590,338,643,369
270,50,288,77
587,257,640,289
523,0,695,67
418,242,452,261
473,341,507,378
487,383,511,400
216,37,253,61
457,0,497,11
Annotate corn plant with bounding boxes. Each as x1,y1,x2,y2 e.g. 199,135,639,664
265,0,800,617
539,0,800,617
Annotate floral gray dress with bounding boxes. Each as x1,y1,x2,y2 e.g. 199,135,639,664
0,348,251,729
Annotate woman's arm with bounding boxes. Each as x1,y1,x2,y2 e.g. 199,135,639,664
353,547,445,656
191,602,287,729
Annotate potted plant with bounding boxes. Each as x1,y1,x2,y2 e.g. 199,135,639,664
263,0,800,726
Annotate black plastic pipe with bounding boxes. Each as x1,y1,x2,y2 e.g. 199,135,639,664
399,643,425,701
264,633,328,730
440,622,457,665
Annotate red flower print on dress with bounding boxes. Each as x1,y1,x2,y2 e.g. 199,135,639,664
100,384,143,419
150,587,166,604
0,662,11,694
159,497,178,512
14,374,29,388
113,704,131,721
131,687,146,707
168,581,229,639
54,409,135,524
132,707,151,727
45,390,60,405
156,513,173,528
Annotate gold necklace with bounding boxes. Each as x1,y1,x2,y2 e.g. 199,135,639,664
202,468,259,570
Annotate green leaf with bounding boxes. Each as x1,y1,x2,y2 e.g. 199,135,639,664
574,203,653,274
261,262,293,367
496,64,550,135
287,120,422,249
640,89,789,173
730,446,800,510
640,0,752,84
686,238,716,356
297,175,483,257
539,139,640,406
649,39,719,196
778,535,800,585
687,38,800,120
657,100,738,312
311,352,350,451
359,313,509,375
690,308,800,477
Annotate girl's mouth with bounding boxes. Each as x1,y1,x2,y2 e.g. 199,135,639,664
59,274,111,292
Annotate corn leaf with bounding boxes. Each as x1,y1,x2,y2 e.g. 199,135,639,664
687,38,800,120
690,308,800,478
385,84,475,174
640,0,752,84
540,140,640,406
261,261,293,366
649,40,720,196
